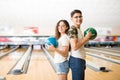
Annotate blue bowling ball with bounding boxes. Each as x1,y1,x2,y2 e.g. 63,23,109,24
44,37,58,48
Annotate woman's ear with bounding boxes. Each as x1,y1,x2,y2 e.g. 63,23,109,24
66,26,69,30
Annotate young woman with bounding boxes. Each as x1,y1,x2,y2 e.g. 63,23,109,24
48,20,70,80
68,9,92,80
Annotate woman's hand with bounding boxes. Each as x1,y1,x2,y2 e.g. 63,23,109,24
48,45,56,51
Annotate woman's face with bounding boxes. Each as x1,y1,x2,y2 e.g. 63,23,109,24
58,21,67,34
71,13,83,26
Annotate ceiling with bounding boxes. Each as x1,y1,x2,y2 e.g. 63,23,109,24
0,0,120,35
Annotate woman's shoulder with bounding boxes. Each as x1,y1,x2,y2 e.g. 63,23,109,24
60,34,69,41
61,34,68,38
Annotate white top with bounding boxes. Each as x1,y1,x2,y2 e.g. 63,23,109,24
54,34,70,63
71,28,86,60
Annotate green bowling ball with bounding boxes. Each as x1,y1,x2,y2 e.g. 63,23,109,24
84,27,97,40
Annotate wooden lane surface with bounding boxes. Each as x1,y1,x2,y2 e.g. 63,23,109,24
48,50,120,80
5,74,26,80
89,47,120,53
86,55,120,80
25,50,57,80
5,50,57,80
0,48,27,76
0,48,11,53
4,49,120,80
102,47,120,51
85,49,120,60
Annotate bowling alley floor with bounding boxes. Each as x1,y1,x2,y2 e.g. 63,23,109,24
0,47,120,80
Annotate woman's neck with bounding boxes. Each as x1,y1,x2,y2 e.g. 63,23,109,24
60,33,66,36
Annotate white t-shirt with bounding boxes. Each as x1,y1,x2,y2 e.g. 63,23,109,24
71,28,86,60
54,34,69,63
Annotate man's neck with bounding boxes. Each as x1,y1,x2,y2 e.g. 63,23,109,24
73,25,80,29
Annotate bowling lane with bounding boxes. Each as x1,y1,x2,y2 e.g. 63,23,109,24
86,54,120,80
0,45,7,50
0,48,11,53
41,50,120,80
89,47,120,53
85,48,120,60
105,47,120,51
47,50,54,57
0,48,27,76
4,48,120,80
25,49,57,80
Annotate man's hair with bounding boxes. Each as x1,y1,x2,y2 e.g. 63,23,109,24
71,9,82,17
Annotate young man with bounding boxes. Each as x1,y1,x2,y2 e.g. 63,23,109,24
68,9,92,80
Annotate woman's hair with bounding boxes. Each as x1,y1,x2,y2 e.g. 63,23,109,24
70,9,82,17
55,20,70,39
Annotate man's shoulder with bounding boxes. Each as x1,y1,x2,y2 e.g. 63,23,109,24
69,26,78,34
68,26,78,38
